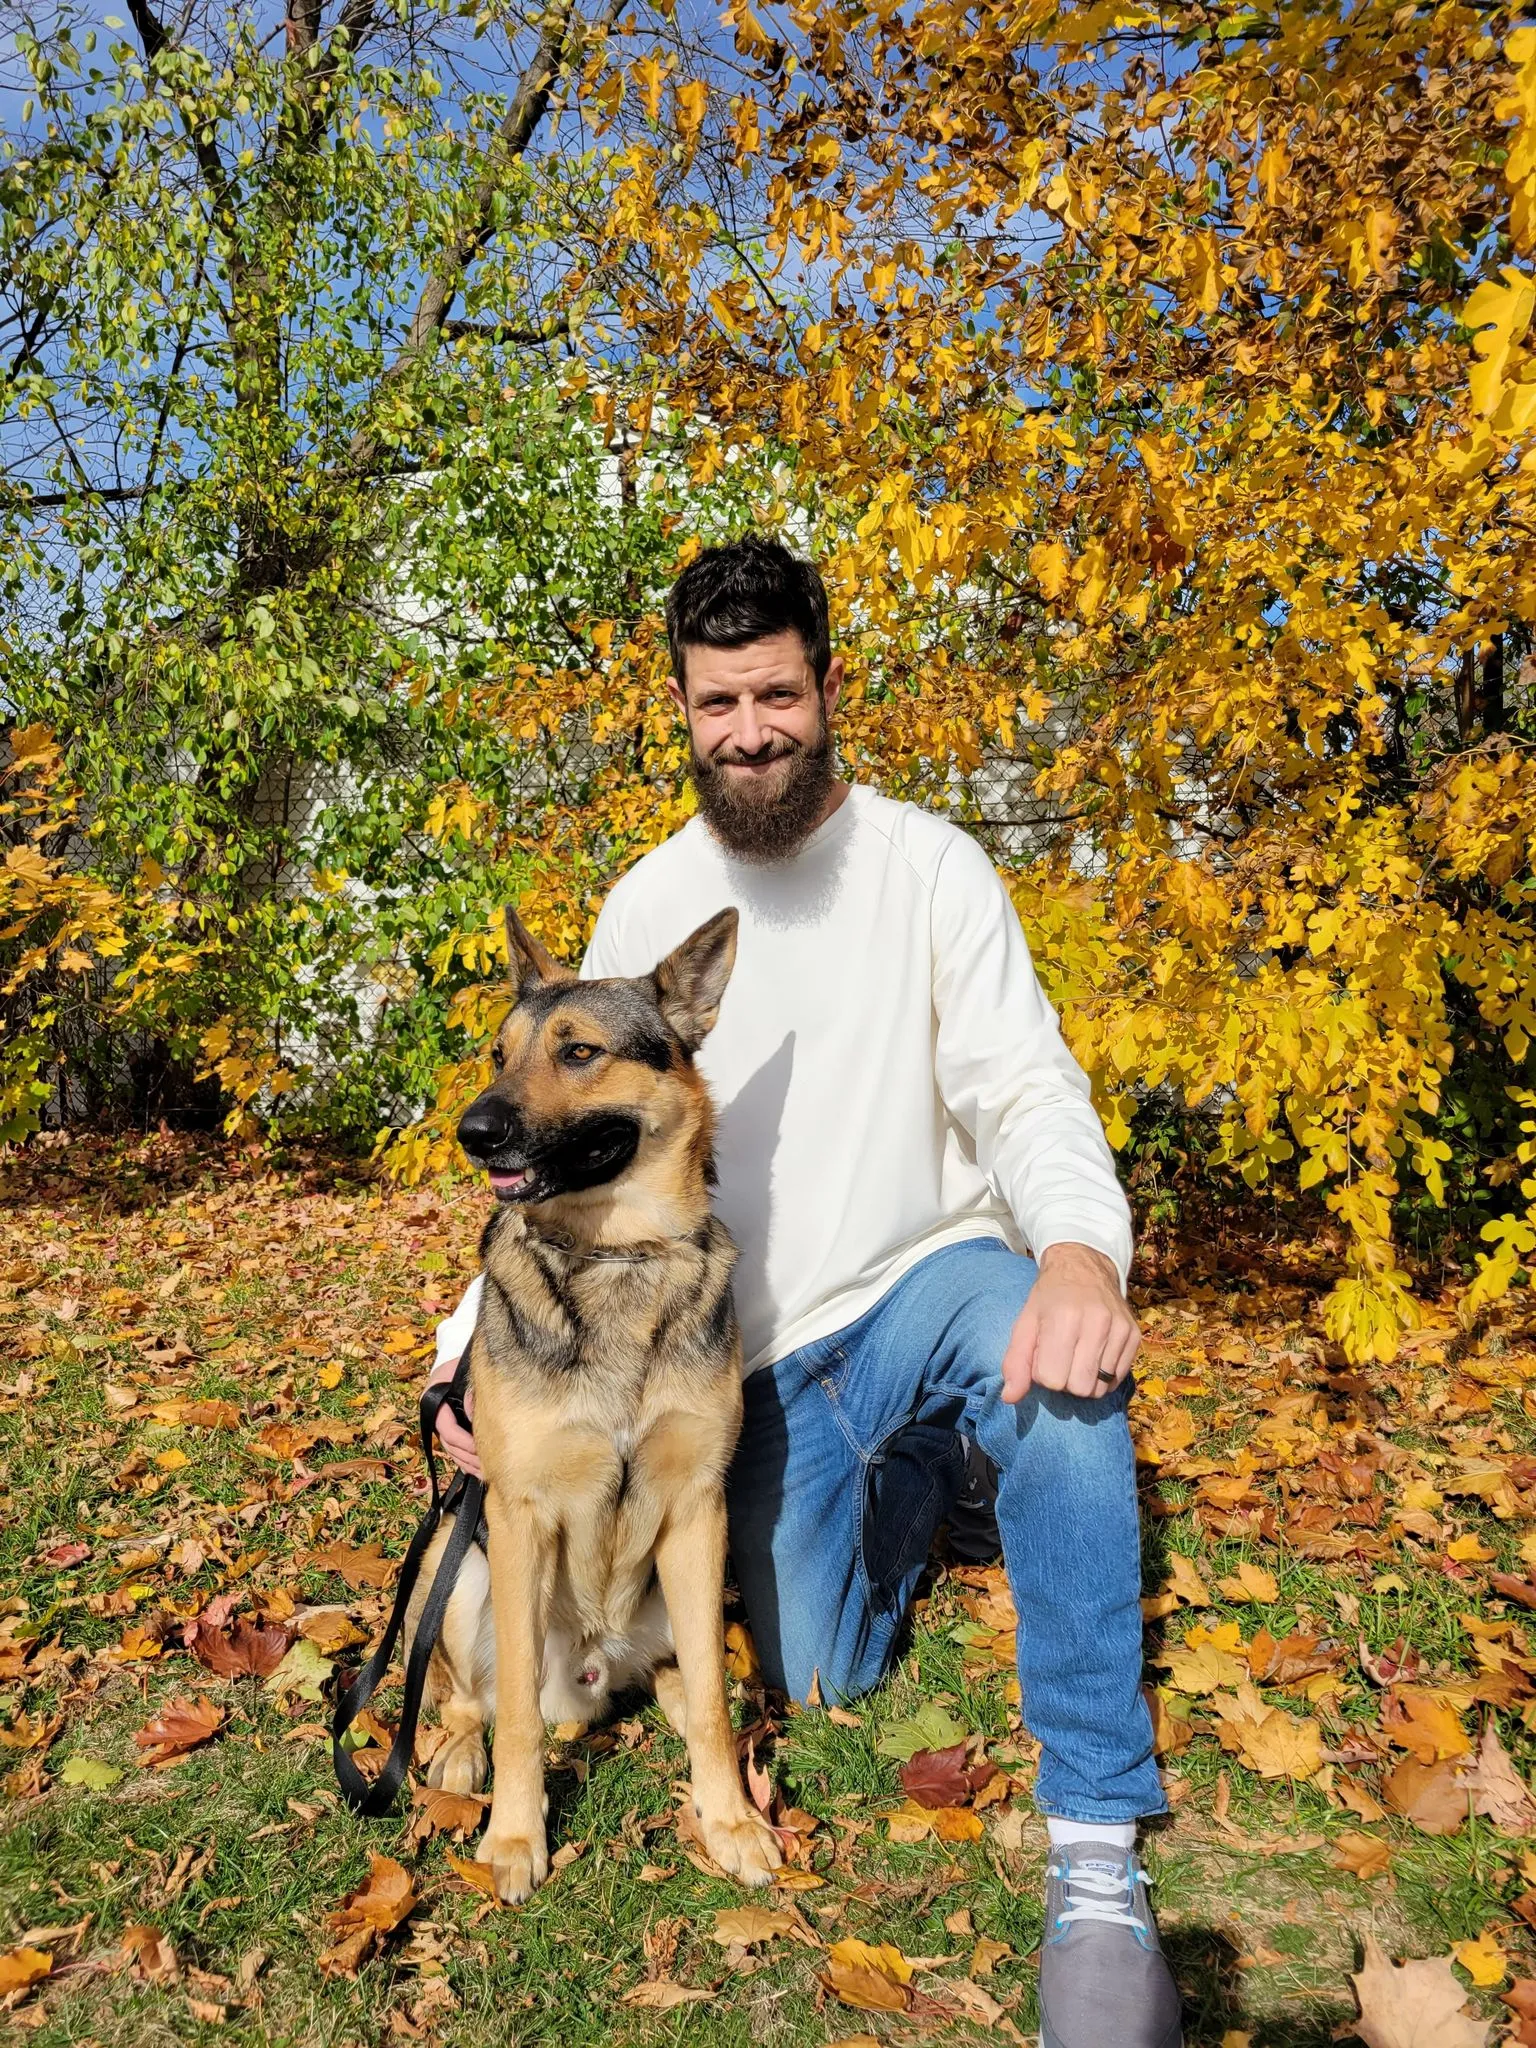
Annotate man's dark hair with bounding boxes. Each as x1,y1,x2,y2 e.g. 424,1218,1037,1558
665,534,831,688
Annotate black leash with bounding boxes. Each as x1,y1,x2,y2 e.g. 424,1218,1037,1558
331,1351,485,1816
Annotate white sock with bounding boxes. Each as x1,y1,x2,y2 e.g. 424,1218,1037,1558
1046,1817,1137,1853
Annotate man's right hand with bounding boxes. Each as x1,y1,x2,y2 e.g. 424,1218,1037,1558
426,1351,482,1479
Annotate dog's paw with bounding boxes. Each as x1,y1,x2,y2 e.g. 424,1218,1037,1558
427,1733,488,1797
479,1829,548,1905
698,1804,783,1888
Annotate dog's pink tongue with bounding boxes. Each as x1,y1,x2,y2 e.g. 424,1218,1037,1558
490,1169,529,1192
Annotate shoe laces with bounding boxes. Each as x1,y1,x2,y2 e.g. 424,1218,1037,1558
1050,1854,1150,1934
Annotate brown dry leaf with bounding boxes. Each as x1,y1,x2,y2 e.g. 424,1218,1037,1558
1360,1636,1423,1687
619,1981,714,2010
317,1854,417,1976
1381,1687,1471,1764
1333,1831,1393,1881
1164,1553,1211,1606
970,1935,1014,1976
122,1924,180,1984
1459,1722,1536,1835
133,1696,224,1767
1382,1757,1468,1835
710,1907,801,1948
1350,1933,1490,2048
822,1939,913,2014
1144,1686,1194,1757
188,1618,293,1680
899,1741,991,1810
148,1399,240,1430
405,1785,487,1847
303,1542,394,1589
0,1949,51,1996
1208,1683,1324,1780
1337,1775,1390,1823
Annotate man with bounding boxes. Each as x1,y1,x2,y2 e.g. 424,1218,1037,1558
430,535,1182,2048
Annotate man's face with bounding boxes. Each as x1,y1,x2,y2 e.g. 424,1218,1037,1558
668,630,845,862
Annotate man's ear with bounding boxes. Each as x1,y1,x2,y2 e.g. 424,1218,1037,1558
503,906,569,998
652,908,739,1051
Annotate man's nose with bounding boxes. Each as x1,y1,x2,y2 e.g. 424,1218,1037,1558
457,1091,521,1159
734,696,765,754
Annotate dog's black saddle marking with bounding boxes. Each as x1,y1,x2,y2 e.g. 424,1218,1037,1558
331,1352,483,1816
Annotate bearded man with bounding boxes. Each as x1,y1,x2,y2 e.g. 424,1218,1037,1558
430,534,1183,2048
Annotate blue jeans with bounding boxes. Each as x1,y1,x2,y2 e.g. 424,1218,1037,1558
726,1238,1166,1824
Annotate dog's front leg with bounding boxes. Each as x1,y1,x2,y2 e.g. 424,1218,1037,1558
479,1493,551,1904
655,1494,782,1887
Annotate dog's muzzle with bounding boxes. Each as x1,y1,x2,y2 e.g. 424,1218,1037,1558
456,1095,642,1202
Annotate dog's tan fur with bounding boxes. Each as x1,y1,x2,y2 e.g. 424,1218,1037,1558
404,906,781,1903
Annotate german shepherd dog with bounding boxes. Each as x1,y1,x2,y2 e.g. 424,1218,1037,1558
404,905,783,1903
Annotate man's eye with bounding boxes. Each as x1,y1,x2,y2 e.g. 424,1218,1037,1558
563,1043,601,1064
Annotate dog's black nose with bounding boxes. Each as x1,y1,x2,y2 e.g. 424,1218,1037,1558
457,1093,519,1159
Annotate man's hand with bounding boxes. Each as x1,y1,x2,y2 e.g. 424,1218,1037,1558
426,1351,482,1478
1001,1243,1141,1404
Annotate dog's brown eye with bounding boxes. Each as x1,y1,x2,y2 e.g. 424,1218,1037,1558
491,1043,505,1072
563,1043,600,1065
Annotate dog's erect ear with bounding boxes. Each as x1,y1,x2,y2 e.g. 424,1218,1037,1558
503,906,567,997
652,908,739,1051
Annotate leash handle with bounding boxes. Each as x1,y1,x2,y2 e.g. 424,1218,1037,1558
331,1351,482,1816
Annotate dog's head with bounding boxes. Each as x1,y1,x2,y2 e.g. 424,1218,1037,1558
455,905,738,1211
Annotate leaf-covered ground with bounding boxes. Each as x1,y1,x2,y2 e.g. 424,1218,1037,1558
4,1134,1536,2046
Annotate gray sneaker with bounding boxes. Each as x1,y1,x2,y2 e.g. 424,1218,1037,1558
1038,1841,1183,2048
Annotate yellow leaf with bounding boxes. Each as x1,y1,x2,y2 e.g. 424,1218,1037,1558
1451,1928,1507,1987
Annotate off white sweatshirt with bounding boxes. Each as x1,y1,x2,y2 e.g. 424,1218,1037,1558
434,784,1133,1378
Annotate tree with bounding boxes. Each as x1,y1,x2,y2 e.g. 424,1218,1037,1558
7,0,1536,1362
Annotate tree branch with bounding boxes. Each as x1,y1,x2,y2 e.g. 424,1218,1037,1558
345,0,612,473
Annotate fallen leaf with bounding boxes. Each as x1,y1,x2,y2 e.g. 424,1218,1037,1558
1161,1641,1248,1694
1350,1932,1490,2047
710,1907,800,1947
263,1638,334,1703
1360,1636,1423,1687
1459,1722,1536,1835
303,1542,394,1588
1382,1757,1468,1834
1164,1553,1211,1606
443,1853,500,1900
970,1934,1014,1976
59,1756,123,1789
404,1785,487,1847
317,1855,417,1976
619,1981,714,2009
1217,1562,1279,1605
875,1701,967,1760
1333,1831,1393,1881
723,1621,760,1681
1208,1683,1324,1780
1491,1574,1536,1611
1382,1687,1471,1764
189,1618,293,1680
1144,1686,1194,1756
822,1939,913,2014
1337,1775,1389,1823
122,1924,179,1984
898,1741,995,1810
133,1697,224,1767
0,1949,51,1996
1453,1929,1508,1988
886,1798,984,1843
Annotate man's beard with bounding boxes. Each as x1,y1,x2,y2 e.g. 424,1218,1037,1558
689,715,836,863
